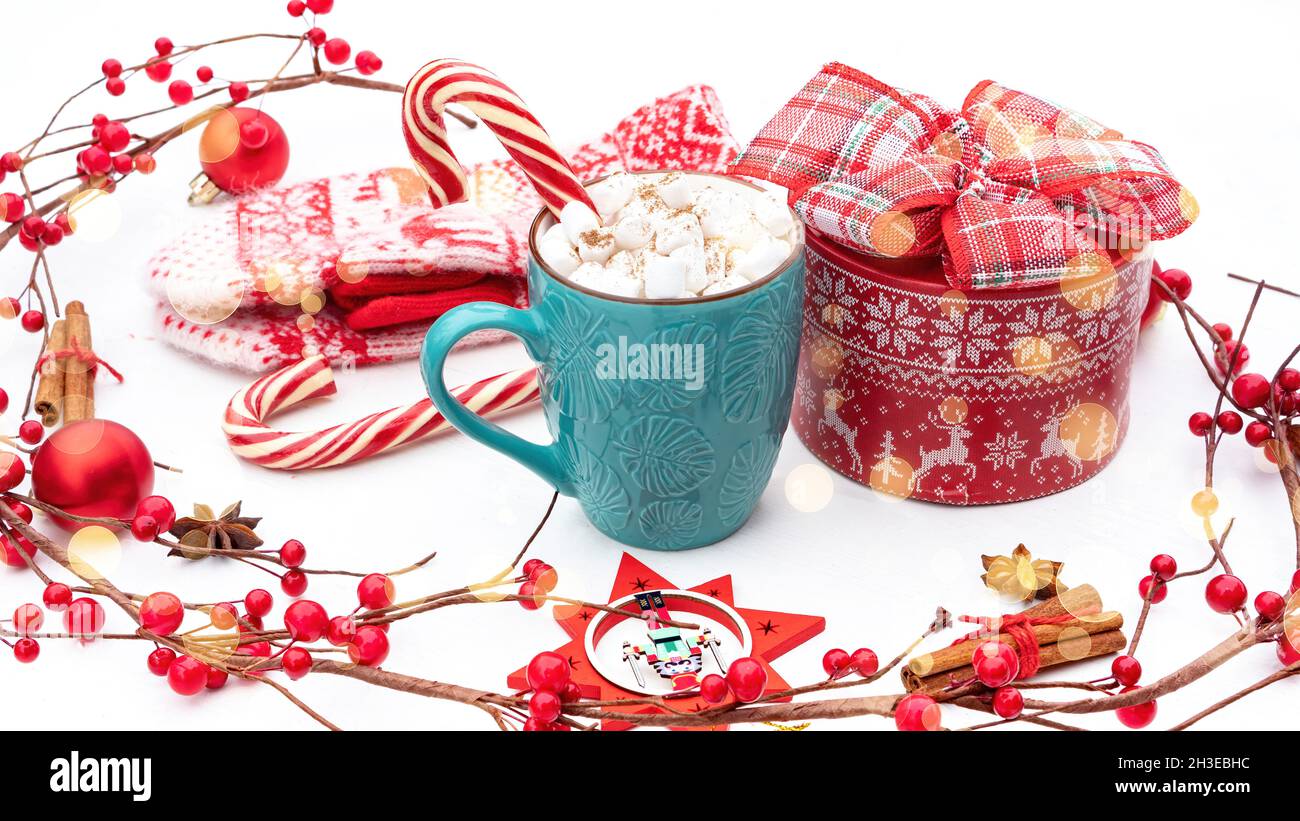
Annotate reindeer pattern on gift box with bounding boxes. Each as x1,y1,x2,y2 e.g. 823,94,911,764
817,386,863,476
1031,401,1085,479
911,412,975,490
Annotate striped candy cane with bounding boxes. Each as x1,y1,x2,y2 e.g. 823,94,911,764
402,58,596,218
223,355,540,470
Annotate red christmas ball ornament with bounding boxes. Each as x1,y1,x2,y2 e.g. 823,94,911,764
529,690,562,723
895,693,942,731
280,570,308,597
1115,686,1157,729
851,647,880,677
168,80,194,105
147,647,176,676
1,192,24,222
13,603,43,637
1155,268,1191,301
326,615,356,646
284,600,328,642
307,0,334,13
139,591,184,635
21,309,45,332
30,420,154,531
144,58,172,83
355,50,382,75
106,77,126,96
18,420,42,445
42,582,72,611
1245,421,1273,447
1255,591,1286,622
168,655,208,696
323,38,350,65
64,597,105,639
13,638,39,663
1187,411,1213,437
244,588,273,619
822,647,851,679
526,651,571,693
101,58,123,78
1111,654,1142,687
1149,554,1177,581
1231,373,1271,409
135,495,176,531
725,656,768,703
1205,574,1247,614
356,573,395,610
699,673,730,704
1215,411,1243,434
193,108,289,201
972,641,1019,688
0,451,25,493
1138,574,1168,604
991,686,1023,719
282,646,313,680
347,625,389,667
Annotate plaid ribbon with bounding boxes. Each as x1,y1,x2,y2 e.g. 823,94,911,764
732,63,1197,289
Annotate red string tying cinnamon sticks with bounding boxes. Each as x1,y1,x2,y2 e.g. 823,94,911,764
950,612,1076,680
35,338,124,383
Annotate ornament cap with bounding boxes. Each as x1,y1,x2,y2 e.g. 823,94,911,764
188,172,221,206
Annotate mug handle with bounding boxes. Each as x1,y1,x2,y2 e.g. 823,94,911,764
421,302,571,494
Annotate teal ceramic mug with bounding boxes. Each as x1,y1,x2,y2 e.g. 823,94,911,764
421,173,805,550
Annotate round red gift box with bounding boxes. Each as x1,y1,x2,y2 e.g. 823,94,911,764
793,229,1153,505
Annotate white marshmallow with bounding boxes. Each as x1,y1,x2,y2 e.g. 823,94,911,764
643,254,687,299
588,173,634,221
732,236,792,282
657,172,694,210
568,262,606,289
576,227,617,264
614,214,653,250
703,274,751,296
670,243,709,293
540,237,581,275
703,239,728,284
560,201,600,245
654,212,703,254
753,193,796,236
542,223,570,247
695,187,743,239
598,272,644,299
727,212,766,251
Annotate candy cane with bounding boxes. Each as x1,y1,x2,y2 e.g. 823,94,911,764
223,355,540,470
402,58,596,218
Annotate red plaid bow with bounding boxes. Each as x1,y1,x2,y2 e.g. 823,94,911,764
732,63,1197,289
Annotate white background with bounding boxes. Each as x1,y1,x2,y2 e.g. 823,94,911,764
1,0,1298,731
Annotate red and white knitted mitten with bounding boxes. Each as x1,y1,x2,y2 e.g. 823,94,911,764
149,84,740,372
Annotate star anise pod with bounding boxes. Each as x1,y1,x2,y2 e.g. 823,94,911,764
981,544,1066,602
168,501,262,560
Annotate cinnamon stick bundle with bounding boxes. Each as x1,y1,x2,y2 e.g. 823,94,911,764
33,318,68,426
902,584,1126,694
62,301,94,423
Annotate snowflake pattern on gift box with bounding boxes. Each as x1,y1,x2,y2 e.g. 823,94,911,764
933,305,1000,366
983,431,1029,471
861,292,925,356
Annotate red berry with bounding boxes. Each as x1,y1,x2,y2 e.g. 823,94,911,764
41,223,64,246
147,647,176,676
144,58,172,83
516,580,542,610
1215,411,1243,434
140,592,184,635
1156,268,1191,301
21,215,46,240
18,420,43,445
282,646,313,680
168,80,193,105
326,615,357,646
307,27,327,47
1,192,23,222
283,600,328,642
357,573,395,610
323,38,350,65
134,152,157,174
13,638,39,663
244,588,273,619
522,717,554,732
1245,421,1273,447
1111,654,1142,687
972,641,1019,688
1187,411,1213,436
347,626,389,667
1115,686,1157,729
1,151,23,172
1291,569,1300,595
991,686,1023,719
106,77,126,96
99,121,130,152
1211,322,1232,342
529,690,562,723
0,388,7,414
560,681,582,703
1149,554,1177,581
154,37,174,57
209,602,238,630
135,496,176,531
196,65,213,83
0,531,35,567
307,0,334,12
168,655,208,696
0,451,25,492
205,666,228,690
895,693,941,731
1221,339,1252,374
101,58,123,78
228,81,250,103
725,656,768,703
130,514,159,542
42,582,72,611
821,647,851,679
521,558,544,576
1255,591,1286,622
237,639,272,672
699,673,730,704
280,570,308,598
1205,574,1247,614
21,310,43,333
13,603,43,636
526,651,571,693
280,538,306,568
64,597,105,638
1278,636,1300,667
1232,373,1271,409
1279,368,1300,393
81,145,112,175
1138,574,1168,604
851,647,880,677
287,0,306,15
355,50,383,75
